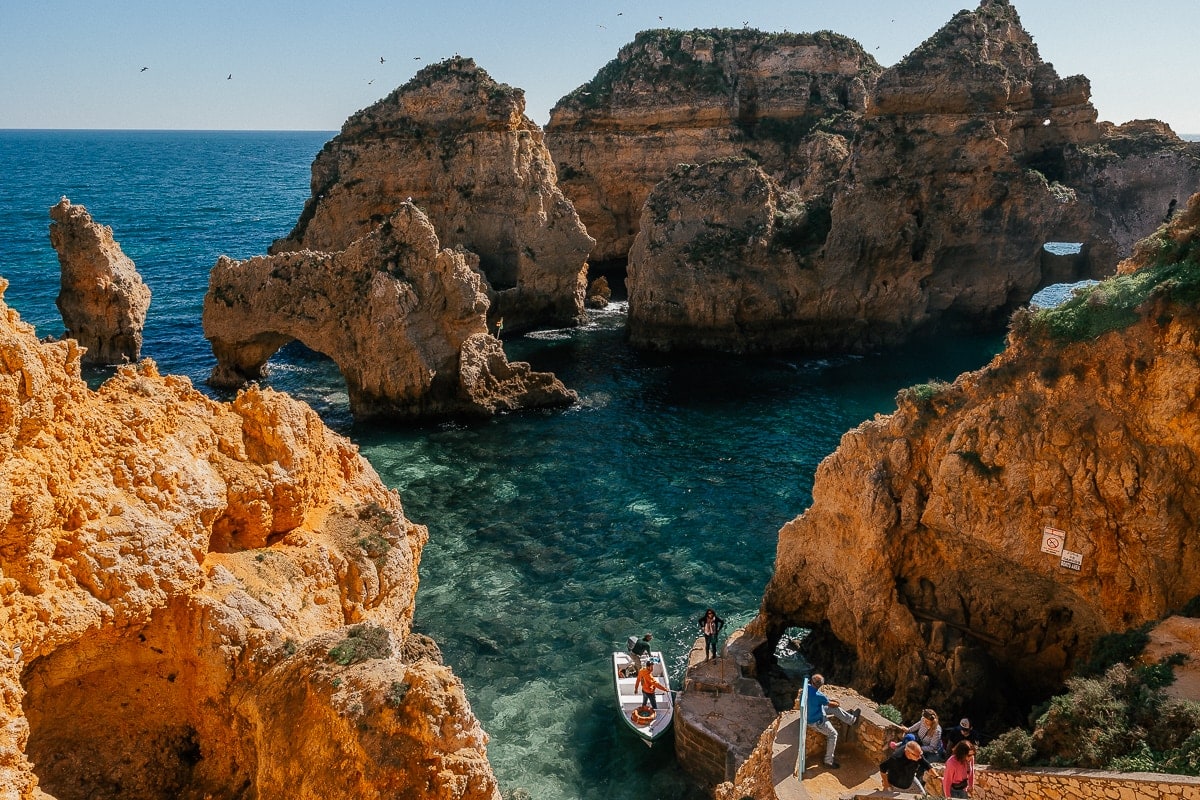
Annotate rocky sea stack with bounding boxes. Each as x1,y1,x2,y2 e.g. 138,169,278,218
0,282,499,799
271,57,593,333
751,192,1200,718
547,27,880,264
48,198,151,365
565,0,1200,354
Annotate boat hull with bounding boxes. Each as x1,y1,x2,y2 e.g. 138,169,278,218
612,649,674,746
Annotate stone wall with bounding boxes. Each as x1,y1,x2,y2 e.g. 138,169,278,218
976,766,1200,800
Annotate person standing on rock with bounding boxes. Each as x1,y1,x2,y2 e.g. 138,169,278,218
697,607,725,660
805,674,861,769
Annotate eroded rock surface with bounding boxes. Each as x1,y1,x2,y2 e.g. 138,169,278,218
628,158,831,352
606,1,1200,354
206,204,576,422
546,28,880,263
751,194,1200,717
48,198,151,365
0,280,499,800
272,57,592,332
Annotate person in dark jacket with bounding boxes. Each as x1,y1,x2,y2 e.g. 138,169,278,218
880,740,933,793
629,633,653,671
697,608,725,660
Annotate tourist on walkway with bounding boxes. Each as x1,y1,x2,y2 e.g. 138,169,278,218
697,607,725,660
805,674,861,769
906,708,943,759
942,740,976,798
880,740,933,793
635,657,667,709
942,717,979,756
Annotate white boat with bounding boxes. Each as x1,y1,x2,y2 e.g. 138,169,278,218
612,649,674,746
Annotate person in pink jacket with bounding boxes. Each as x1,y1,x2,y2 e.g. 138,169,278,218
942,740,975,798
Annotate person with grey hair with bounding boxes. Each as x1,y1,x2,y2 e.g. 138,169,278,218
880,740,934,793
805,673,862,769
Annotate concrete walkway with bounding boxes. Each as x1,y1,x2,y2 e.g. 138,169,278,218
773,709,892,800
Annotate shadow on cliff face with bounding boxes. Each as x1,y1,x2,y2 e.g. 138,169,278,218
22,602,251,800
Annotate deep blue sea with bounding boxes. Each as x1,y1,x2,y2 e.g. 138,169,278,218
0,130,1003,799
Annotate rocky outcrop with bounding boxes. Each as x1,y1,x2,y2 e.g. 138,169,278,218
271,57,592,332
610,1,1200,354
48,198,151,365
546,28,880,263
0,279,499,799
1066,119,1200,264
751,193,1200,716
626,0,1112,353
208,204,576,421
628,158,832,352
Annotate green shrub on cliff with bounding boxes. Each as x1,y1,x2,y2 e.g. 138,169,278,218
1027,229,1200,343
979,659,1200,776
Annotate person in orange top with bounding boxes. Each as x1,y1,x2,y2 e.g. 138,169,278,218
635,657,667,709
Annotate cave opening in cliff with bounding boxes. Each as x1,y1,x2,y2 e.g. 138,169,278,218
586,258,628,298
22,602,251,800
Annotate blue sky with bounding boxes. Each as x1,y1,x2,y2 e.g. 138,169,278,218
2,0,1197,133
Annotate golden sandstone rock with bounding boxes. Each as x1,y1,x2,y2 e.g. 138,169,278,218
753,193,1200,717
205,204,576,422
272,57,593,334
48,199,151,366
0,280,499,800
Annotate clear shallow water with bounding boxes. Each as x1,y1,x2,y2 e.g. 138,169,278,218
0,131,1004,799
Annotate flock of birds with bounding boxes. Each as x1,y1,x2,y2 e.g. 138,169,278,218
134,12,902,86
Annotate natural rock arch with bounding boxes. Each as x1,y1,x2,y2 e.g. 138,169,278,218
205,205,575,422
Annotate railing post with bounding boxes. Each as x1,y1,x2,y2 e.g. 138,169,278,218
795,676,809,777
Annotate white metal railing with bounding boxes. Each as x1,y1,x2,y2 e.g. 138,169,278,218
795,676,809,777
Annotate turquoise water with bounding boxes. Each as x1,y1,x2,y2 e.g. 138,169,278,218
0,131,1003,799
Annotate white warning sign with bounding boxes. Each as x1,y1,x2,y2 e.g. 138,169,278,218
1041,527,1065,556
1060,550,1083,571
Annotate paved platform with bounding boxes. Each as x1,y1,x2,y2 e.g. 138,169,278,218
773,709,889,800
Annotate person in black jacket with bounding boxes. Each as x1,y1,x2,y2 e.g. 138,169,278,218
880,740,933,794
697,608,725,660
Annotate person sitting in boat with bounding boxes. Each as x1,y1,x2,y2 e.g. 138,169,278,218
635,657,667,710
629,633,653,671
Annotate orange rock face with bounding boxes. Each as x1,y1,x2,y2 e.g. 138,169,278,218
48,198,151,365
272,57,592,333
753,195,1200,716
205,204,576,421
0,280,499,800
546,28,880,263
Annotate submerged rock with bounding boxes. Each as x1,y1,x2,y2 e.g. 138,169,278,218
0,280,500,799
272,57,593,333
48,198,151,365
751,193,1200,716
206,203,576,421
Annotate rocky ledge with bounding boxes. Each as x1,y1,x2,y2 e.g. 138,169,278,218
750,193,1200,718
0,280,499,800
271,57,593,333
205,204,576,422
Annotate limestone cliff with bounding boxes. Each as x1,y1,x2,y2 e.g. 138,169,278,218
752,193,1200,717
0,280,499,800
271,57,592,332
206,204,576,422
613,0,1199,354
546,28,880,263
627,158,832,352
48,198,151,365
